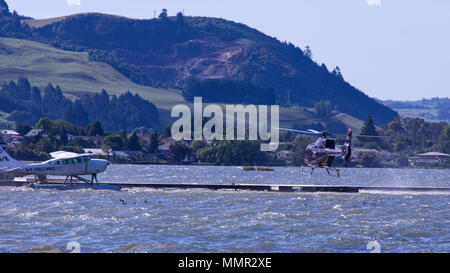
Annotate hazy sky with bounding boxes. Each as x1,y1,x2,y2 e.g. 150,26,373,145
5,0,450,100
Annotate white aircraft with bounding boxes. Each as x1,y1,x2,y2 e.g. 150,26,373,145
0,145,110,185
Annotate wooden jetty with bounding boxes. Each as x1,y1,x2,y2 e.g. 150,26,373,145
1,178,449,193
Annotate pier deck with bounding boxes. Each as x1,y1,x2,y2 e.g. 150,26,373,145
1,179,449,193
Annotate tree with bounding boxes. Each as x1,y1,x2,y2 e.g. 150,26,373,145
127,132,141,151
35,118,55,132
191,140,207,151
314,100,332,117
14,123,31,136
437,102,450,121
168,142,189,163
35,138,55,154
149,132,159,153
69,137,95,148
103,135,125,151
332,66,343,79
436,125,450,154
359,152,382,168
159,8,168,19
361,115,378,136
31,86,42,102
64,100,88,126
304,45,312,59
360,115,380,146
0,0,9,16
176,12,184,24
86,120,104,136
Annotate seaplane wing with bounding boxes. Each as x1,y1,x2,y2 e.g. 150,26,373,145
50,151,92,159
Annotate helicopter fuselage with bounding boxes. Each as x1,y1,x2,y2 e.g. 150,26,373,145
304,143,342,168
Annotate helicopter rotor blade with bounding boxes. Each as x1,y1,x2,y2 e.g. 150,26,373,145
276,128,388,138
354,134,388,138
275,128,320,135
307,129,321,134
331,133,388,138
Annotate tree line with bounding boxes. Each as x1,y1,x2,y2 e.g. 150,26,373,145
0,77,160,132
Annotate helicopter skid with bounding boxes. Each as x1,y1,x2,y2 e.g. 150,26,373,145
302,166,340,177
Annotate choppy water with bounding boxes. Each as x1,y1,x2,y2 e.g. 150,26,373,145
0,165,448,253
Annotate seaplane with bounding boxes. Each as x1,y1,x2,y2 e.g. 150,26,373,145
0,143,119,190
278,127,385,177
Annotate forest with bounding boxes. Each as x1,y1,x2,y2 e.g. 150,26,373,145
0,77,160,132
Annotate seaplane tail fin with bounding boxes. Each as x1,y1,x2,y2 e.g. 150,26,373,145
0,146,26,173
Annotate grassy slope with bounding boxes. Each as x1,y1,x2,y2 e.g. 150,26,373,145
0,36,366,131
0,37,185,111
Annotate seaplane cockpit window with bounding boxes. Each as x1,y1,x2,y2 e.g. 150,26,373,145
55,160,60,165
72,157,82,164
62,159,69,165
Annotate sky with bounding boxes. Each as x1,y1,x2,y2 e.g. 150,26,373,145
5,0,450,101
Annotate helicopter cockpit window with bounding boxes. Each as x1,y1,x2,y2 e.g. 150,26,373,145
314,138,325,148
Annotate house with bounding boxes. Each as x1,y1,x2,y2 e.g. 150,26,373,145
0,130,20,142
351,148,379,159
412,152,449,166
25,129,48,138
158,142,171,158
378,150,401,162
76,136,104,148
66,134,76,142
83,148,108,157
140,134,154,142
275,150,292,160
144,153,159,161
275,150,293,164
8,135,24,148
409,152,449,167
122,150,141,160
112,151,133,160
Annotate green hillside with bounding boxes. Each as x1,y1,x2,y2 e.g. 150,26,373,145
0,37,184,110
0,37,367,132
0,0,399,133
26,12,398,126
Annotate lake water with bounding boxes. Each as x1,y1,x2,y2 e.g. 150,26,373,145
0,165,448,253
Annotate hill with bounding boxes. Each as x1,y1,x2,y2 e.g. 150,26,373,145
381,97,449,123
0,0,399,132
0,37,184,111
24,11,398,126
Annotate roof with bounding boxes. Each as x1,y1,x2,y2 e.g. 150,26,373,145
83,148,107,155
0,130,19,135
418,152,449,157
113,151,131,157
25,129,46,137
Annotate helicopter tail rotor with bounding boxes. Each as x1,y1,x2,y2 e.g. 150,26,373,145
343,128,352,166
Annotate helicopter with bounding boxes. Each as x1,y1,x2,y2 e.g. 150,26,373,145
277,127,386,176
